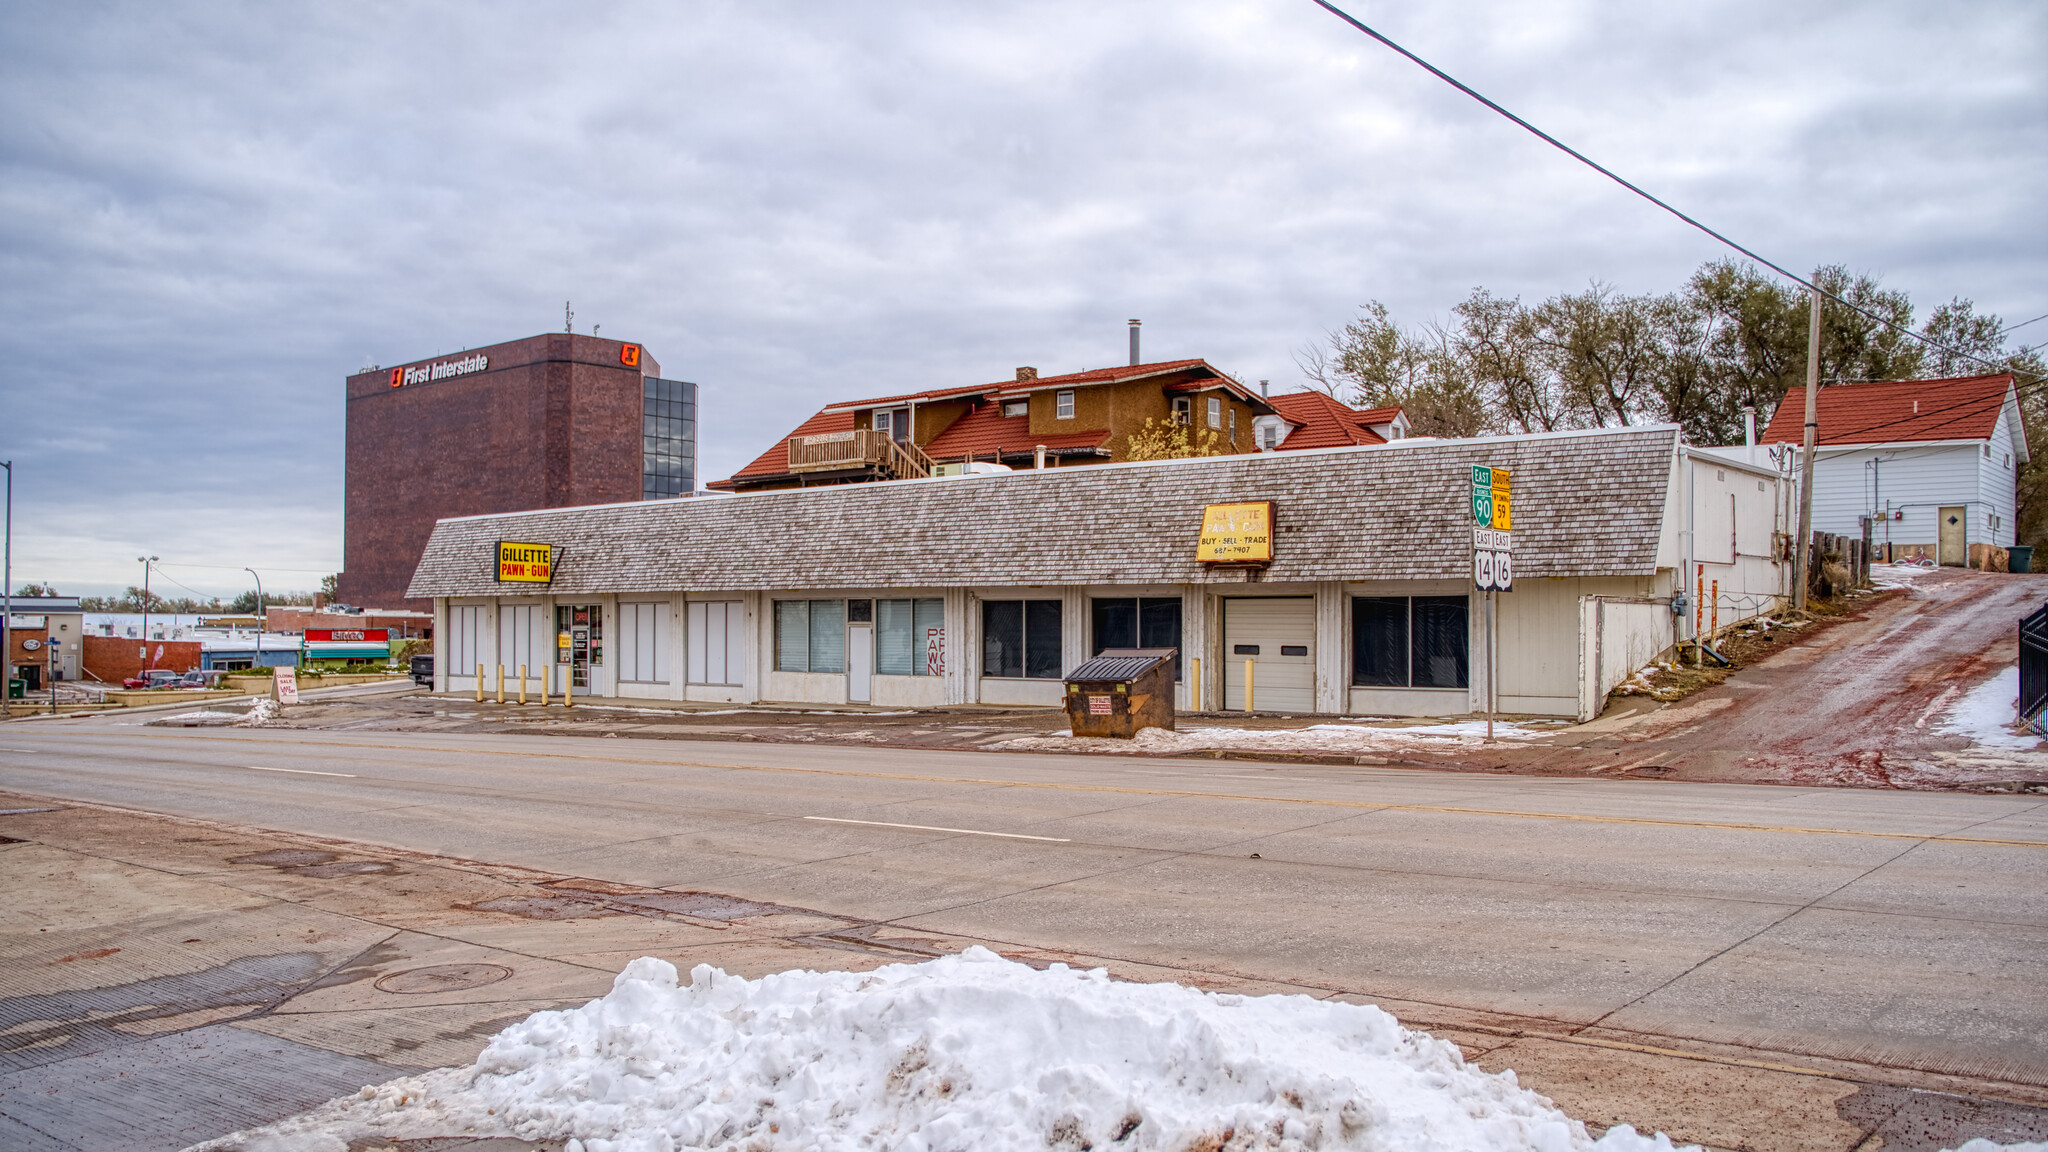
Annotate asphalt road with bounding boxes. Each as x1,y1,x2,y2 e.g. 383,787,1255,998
3,724,2046,1096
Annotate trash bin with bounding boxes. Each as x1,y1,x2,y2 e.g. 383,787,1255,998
2011,545,2034,574
1063,648,1177,738
6,678,22,700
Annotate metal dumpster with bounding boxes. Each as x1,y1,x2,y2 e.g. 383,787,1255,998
1063,647,1177,738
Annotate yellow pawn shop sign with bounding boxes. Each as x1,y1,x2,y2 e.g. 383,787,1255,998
1197,501,1274,563
496,541,554,583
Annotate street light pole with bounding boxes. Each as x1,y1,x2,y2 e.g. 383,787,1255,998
244,567,264,671
138,555,159,671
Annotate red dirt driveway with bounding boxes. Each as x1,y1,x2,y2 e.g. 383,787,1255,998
1471,569,2048,790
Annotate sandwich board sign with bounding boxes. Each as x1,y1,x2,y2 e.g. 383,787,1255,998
272,666,300,704
1471,466,1513,591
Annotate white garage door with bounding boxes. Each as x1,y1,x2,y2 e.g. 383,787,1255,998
1223,597,1315,712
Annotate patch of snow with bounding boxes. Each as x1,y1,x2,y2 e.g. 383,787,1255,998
144,710,245,727
1872,563,1937,589
1951,1143,2048,1152
187,949,1692,1152
237,699,282,727
1937,665,2041,750
999,719,1549,755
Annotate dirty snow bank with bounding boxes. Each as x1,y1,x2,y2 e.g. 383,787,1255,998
144,710,245,726
1000,720,1550,755
236,698,282,726
1872,562,1937,589
193,948,1691,1152
1939,665,2041,750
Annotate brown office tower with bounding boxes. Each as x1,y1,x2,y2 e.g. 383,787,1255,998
340,333,696,610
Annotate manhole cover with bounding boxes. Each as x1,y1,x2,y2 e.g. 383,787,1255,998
231,849,338,868
374,963,513,994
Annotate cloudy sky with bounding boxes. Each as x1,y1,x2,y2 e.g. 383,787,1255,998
2,1,2041,600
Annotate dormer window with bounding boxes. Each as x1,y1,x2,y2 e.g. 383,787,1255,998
1055,390,1075,419
1003,400,1028,418
1206,396,1222,429
1171,396,1192,425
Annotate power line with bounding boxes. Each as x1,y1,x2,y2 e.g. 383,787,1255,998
2002,313,2048,337
1308,0,2036,383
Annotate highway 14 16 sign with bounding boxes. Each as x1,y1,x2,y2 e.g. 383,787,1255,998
1471,465,1514,591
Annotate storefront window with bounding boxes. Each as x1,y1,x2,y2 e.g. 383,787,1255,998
1351,596,1467,689
982,600,1061,679
877,598,945,676
1090,597,1181,679
774,600,845,673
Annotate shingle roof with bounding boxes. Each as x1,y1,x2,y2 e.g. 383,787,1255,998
411,426,1681,597
1760,373,2016,447
1267,391,1390,450
920,403,1114,459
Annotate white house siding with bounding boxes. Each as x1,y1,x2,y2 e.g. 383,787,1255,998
1809,443,1990,557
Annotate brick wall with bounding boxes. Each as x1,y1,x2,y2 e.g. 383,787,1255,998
339,333,659,611
82,635,205,683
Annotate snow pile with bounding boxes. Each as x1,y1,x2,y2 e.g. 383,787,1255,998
193,948,1692,1152
236,698,283,726
1938,665,2042,750
1000,721,1549,756
144,710,246,726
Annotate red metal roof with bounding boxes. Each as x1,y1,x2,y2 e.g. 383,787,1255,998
1759,373,2015,446
921,402,1114,459
1267,391,1391,450
828,360,1233,413
712,408,855,485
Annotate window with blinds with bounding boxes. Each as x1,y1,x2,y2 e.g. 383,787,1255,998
774,600,845,673
877,598,944,676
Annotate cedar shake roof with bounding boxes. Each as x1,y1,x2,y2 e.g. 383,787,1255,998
1267,391,1390,450
411,425,1681,597
920,403,1114,459
1760,373,2019,449
716,408,855,485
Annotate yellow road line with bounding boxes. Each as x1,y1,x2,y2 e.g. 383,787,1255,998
50,730,2048,850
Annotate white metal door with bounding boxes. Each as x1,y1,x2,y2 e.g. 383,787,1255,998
1938,506,1966,566
1223,597,1315,712
847,625,873,703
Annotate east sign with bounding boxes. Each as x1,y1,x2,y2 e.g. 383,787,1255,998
497,541,554,583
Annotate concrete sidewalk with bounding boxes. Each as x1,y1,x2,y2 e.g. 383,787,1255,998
3,795,2045,1151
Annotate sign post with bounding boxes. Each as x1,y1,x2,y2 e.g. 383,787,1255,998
1470,466,1514,740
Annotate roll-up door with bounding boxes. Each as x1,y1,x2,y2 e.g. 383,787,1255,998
1222,597,1315,712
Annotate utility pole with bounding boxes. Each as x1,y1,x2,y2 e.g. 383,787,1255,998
2,460,12,718
245,567,265,670
138,555,159,670
1792,287,1822,612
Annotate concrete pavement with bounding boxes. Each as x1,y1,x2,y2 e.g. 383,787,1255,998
2,726,2046,1149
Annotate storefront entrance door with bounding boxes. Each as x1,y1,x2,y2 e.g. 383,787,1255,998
847,625,873,703
556,604,606,695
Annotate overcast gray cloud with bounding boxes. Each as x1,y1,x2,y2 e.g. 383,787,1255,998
1,0,2041,598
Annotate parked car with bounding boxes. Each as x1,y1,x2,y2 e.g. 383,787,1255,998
171,670,228,689
409,653,434,686
122,669,186,690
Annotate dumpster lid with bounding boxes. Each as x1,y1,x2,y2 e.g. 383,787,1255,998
1065,648,1177,681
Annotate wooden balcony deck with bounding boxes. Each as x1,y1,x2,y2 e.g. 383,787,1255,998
787,429,935,480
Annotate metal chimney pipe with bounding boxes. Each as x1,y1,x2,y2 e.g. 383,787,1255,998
1259,379,1270,398
1128,319,1141,366
1742,406,1756,446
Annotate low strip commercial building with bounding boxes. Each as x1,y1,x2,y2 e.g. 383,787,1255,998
409,426,1786,722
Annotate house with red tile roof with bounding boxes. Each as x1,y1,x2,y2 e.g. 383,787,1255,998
1254,391,1411,451
1757,373,2027,565
711,360,1279,492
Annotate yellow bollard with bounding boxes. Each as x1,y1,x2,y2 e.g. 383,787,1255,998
564,670,573,709
496,664,505,704
1244,659,1255,713
519,664,528,706
1189,657,1201,713
475,663,484,703
540,667,549,707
